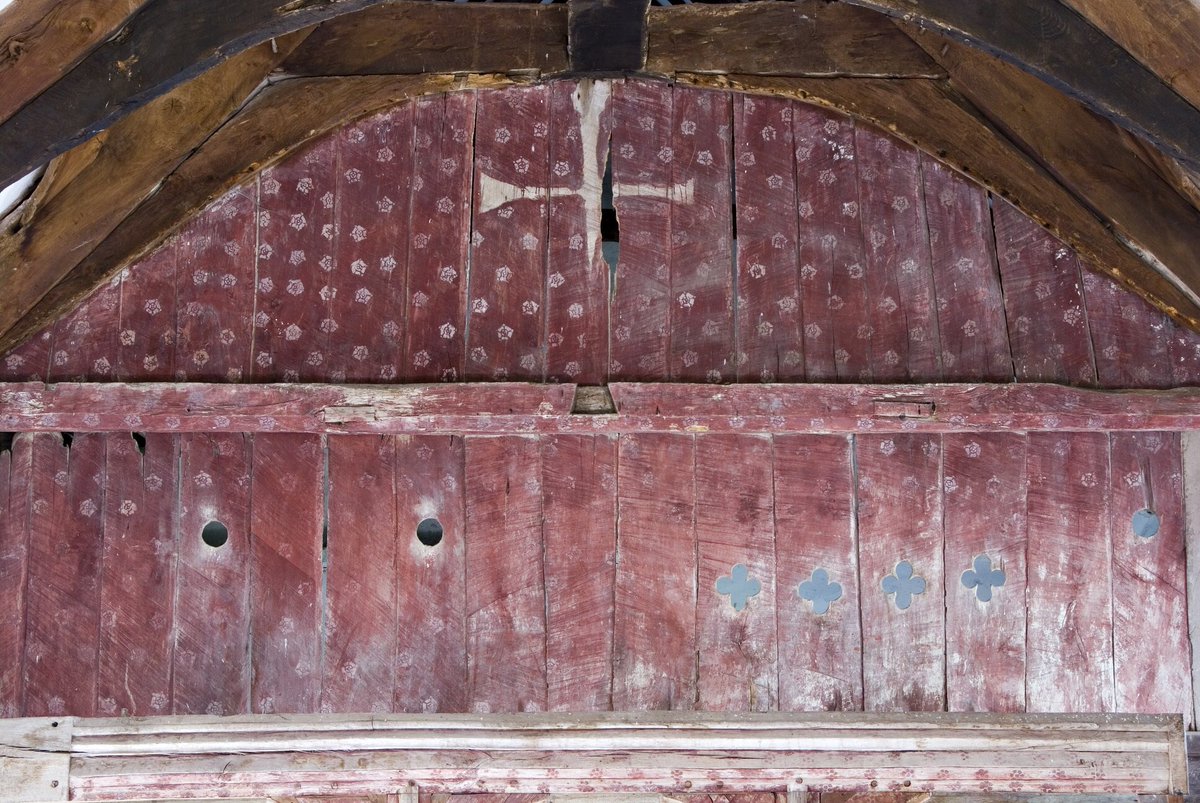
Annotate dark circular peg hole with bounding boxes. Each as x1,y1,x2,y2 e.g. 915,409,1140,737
202,520,229,548
416,517,444,547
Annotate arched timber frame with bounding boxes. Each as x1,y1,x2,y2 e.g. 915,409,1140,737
3,0,1200,355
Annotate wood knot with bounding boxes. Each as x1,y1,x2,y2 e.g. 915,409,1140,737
79,16,96,33
4,38,26,62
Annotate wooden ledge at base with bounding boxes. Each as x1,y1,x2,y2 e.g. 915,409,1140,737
0,711,1185,801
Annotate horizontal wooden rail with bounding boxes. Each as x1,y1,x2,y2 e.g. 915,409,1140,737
1,712,1185,801
5,381,1200,435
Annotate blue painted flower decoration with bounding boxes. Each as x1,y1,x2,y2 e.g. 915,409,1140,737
798,568,843,614
961,554,1006,602
881,560,925,610
716,563,761,612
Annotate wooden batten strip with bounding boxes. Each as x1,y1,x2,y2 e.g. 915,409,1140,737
1184,431,1200,730
9,382,1200,435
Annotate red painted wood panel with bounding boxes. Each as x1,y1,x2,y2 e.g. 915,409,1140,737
610,79,672,381
613,432,697,710
329,106,413,382
404,93,475,382
97,432,177,716
254,140,337,382
544,80,611,384
856,433,945,712
47,277,120,382
250,434,323,714
1109,432,1191,719
322,435,397,714
0,327,50,381
0,435,32,717
1025,432,1115,712
116,243,177,380
695,434,776,711
856,128,938,382
993,198,1097,385
24,432,105,716
174,189,256,382
467,86,550,381
943,433,1027,712
793,105,868,381
464,436,545,712
543,434,618,711
924,158,1011,382
733,95,801,382
669,86,734,382
1084,269,1176,388
173,432,251,715
395,434,468,714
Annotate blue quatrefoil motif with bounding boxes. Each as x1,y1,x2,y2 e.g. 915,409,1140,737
881,560,926,610
798,568,843,614
716,563,762,612
961,554,1006,602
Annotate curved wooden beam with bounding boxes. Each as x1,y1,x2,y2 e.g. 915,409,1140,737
837,0,1200,169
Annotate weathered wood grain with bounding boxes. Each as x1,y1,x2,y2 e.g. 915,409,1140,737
613,433,697,710
942,433,1026,712
467,86,550,381
45,274,119,383
96,433,177,717
669,86,734,382
24,432,104,717
569,0,648,73
1084,268,1176,389
543,435,618,711
395,435,468,714
173,433,251,716
405,92,477,383
1184,432,1200,728
733,95,801,382
116,242,176,381
283,3,568,76
645,2,942,78
856,433,945,712
922,156,1011,381
464,436,546,713
1025,432,1114,712
0,434,32,717
249,434,323,714
1109,432,1192,722
322,435,396,714
775,435,861,711
695,434,777,711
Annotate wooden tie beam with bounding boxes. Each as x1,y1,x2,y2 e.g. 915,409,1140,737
1,712,1185,801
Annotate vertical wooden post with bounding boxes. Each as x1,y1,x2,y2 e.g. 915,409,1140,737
1182,431,1200,729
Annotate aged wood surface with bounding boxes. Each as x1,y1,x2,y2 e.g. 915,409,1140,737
1184,431,1200,729
0,436,30,717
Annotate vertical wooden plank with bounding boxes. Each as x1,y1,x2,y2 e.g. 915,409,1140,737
0,327,52,381
97,433,177,717
322,435,397,714
467,85,550,381
253,140,337,382
174,432,251,716
610,79,672,381
1184,431,1200,727
695,434,777,711
793,104,868,381
24,432,105,716
464,436,545,712
174,189,257,382
924,157,1012,381
733,94,802,382
395,434,468,714
613,432,697,710
1084,268,1177,388
116,243,177,380
1169,320,1200,386
774,434,862,711
545,80,612,385
47,277,120,381
329,106,413,383
1025,432,1115,712
856,129,940,382
1110,432,1191,721
993,198,1098,385
543,434,618,711
856,433,945,712
670,86,734,382
943,433,1027,712
404,93,475,383
0,435,32,717
250,434,323,714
